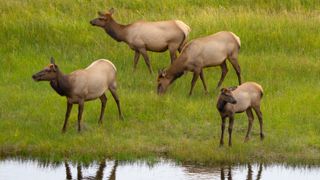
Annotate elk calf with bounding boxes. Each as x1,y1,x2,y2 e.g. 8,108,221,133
217,82,264,146
32,57,123,133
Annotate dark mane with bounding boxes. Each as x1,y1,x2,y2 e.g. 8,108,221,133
49,69,71,97
104,18,127,42
217,98,227,112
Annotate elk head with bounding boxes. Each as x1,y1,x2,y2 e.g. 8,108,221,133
32,57,58,81
219,88,237,104
90,8,115,27
157,69,171,95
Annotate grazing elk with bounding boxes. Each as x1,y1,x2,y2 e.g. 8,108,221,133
90,8,191,73
32,57,123,133
157,31,242,95
217,82,264,147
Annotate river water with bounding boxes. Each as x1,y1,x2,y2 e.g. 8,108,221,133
0,159,319,180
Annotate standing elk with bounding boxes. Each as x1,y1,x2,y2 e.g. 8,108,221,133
157,31,242,96
216,82,264,147
32,57,123,133
90,8,191,73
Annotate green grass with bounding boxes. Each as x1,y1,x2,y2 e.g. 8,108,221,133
1,0,320,165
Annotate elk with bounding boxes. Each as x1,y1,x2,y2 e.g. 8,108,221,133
32,57,123,133
90,8,191,73
216,82,264,147
157,31,241,96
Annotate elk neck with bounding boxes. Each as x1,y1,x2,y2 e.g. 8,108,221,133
104,18,127,42
166,56,186,84
217,98,227,112
50,69,72,97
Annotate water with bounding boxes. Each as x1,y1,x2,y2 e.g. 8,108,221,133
0,159,319,180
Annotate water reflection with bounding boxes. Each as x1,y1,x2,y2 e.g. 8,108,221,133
0,159,319,180
220,166,232,180
216,164,263,180
182,163,263,180
64,160,117,180
245,164,263,180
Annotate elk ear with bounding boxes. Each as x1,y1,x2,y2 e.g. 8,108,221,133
162,71,167,77
98,11,105,16
228,86,238,91
158,68,166,77
50,57,55,65
50,57,57,71
220,88,228,93
109,8,114,15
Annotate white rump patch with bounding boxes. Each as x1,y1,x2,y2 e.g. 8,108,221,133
87,59,117,71
229,32,241,47
103,59,117,71
175,20,191,38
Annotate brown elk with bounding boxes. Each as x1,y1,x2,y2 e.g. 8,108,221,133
157,31,241,96
217,82,264,147
32,57,123,133
90,8,191,73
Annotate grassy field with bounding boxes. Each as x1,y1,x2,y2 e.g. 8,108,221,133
1,0,320,165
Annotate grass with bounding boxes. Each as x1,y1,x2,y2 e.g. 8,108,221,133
1,0,320,165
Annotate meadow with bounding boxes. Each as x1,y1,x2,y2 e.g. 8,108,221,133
0,0,320,165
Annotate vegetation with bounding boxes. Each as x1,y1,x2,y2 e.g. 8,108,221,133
0,0,320,165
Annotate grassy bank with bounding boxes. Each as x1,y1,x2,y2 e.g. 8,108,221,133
1,0,320,165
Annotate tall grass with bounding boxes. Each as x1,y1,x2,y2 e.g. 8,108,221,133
0,0,320,164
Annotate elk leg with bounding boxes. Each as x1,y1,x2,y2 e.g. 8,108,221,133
245,108,254,142
199,70,208,94
216,61,228,88
169,45,177,63
220,117,226,147
109,86,123,120
98,94,107,124
229,57,242,85
253,106,264,140
62,101,73,133
189,71,199,96
133,51,140,72
77,99,84,132
228,116,234,146
140,48,153,74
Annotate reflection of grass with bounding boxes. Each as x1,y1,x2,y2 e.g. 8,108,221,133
0,0,320,164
